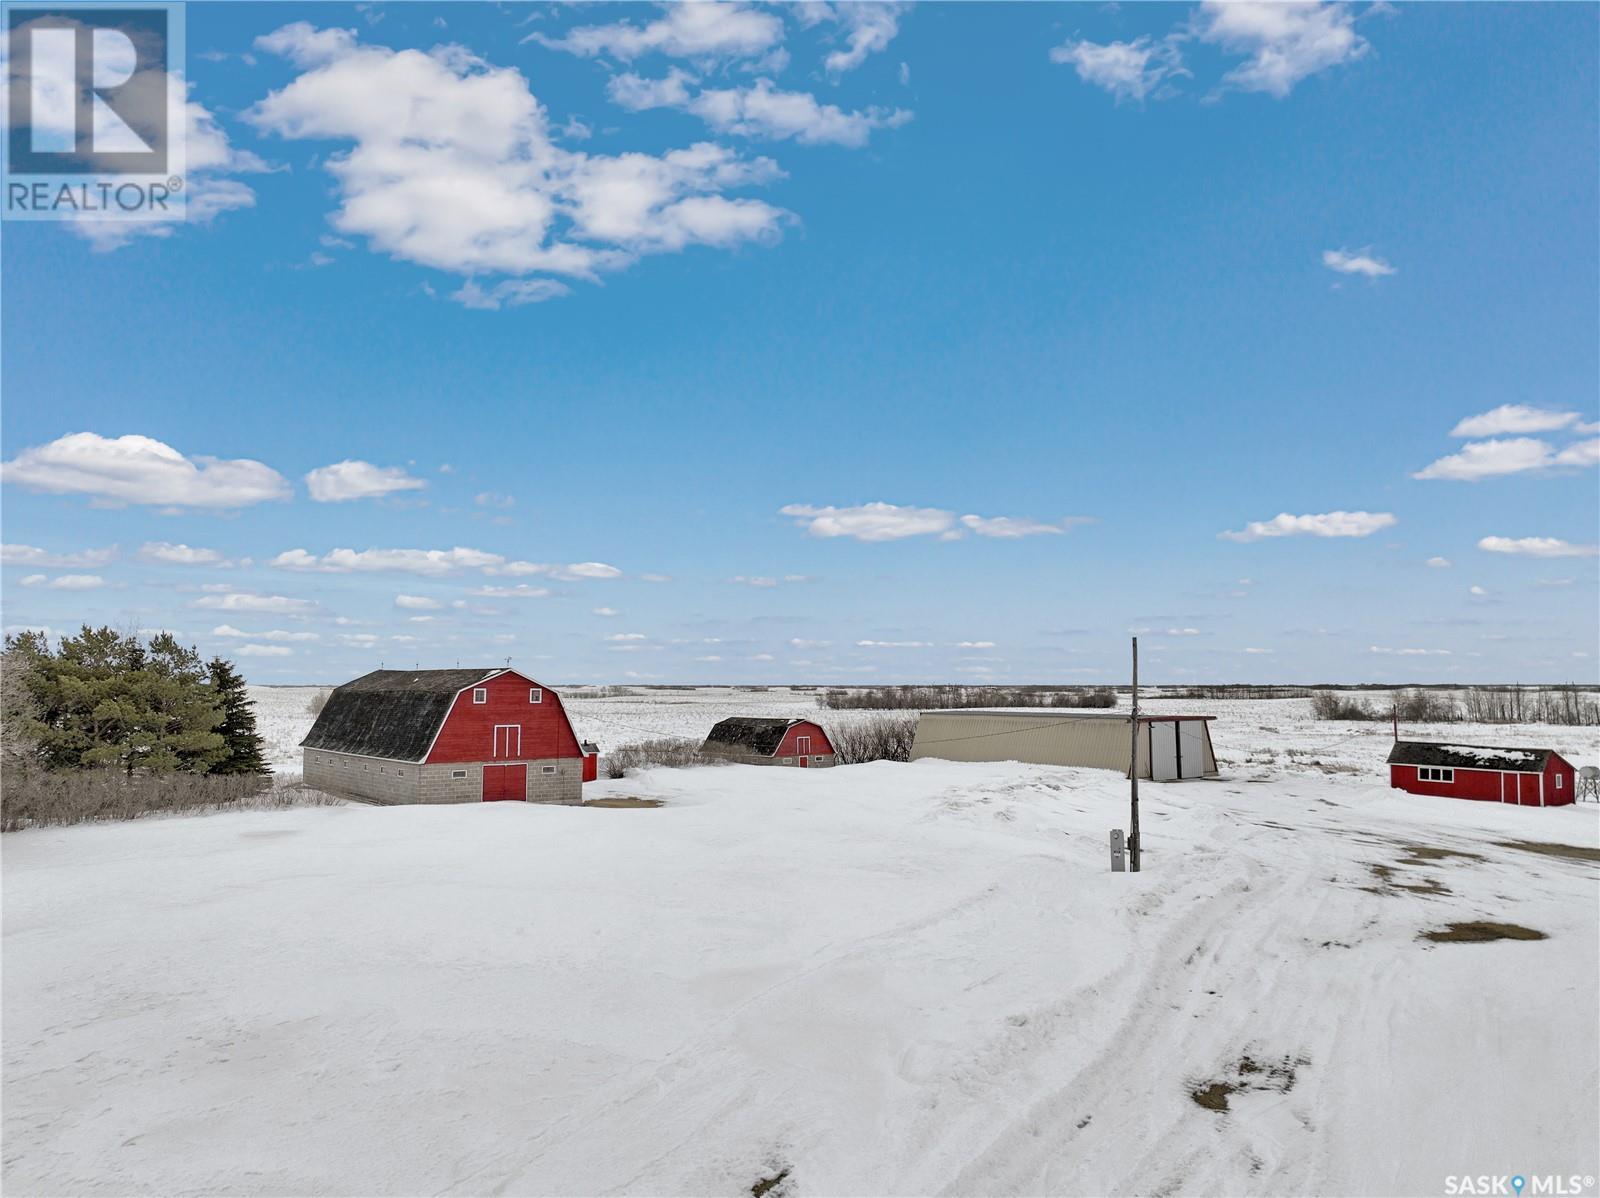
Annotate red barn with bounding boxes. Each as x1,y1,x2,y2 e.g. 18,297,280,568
701,717,837,767
302,668,587,804
1387,740,1577,807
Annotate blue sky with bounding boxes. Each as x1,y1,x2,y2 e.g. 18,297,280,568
2,0,1597,686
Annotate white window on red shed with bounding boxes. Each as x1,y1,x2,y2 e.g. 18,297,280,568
1556,775,1563,789
1419,767,1455,783
529,687,543,704
473,688,487,704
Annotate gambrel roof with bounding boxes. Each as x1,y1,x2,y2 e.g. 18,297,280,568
1387,740,1560,774
703,717,812,757
301,668,505,761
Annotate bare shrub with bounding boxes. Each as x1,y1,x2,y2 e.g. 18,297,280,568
1309,686,1600,727
307,689,332,715
603,738,707,778
830,714,919,764
2,770,340,833
1310,691,1376,721
818,686,1115,711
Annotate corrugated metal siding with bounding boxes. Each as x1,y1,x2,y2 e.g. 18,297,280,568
910,712,1150,775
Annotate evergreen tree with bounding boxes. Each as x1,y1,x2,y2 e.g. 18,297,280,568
11,626,227,774
207,657,269,775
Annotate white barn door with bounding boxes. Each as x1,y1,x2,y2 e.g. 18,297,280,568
1150,721,1179,781
1178,721,1208,778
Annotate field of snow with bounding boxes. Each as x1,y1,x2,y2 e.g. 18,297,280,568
249,683,1600,780
5,689,1598,1196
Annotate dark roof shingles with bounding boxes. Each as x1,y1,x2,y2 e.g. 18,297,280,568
1387,740,1554,773
301,668,501,761
702,717,803,757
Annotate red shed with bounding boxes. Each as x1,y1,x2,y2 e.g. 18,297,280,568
701,717,837,767
1387,740,1577,807
301,667,587,805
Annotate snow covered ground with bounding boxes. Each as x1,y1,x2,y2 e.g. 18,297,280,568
5,691,1598,1196
249,683,1600,780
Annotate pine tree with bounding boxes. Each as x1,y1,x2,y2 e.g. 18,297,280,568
207,657,269,776
14,626,227,774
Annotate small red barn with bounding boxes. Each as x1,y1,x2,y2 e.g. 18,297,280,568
701,717,837,767
301,667,587,805
1387,740,1577,807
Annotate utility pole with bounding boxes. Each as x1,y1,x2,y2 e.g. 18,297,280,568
1128,635,1141,872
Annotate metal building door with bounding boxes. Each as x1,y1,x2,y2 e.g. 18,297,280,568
1150,721,1179,781
1178,721,1207,778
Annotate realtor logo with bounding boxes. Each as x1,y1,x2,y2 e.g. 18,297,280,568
4,2,186,221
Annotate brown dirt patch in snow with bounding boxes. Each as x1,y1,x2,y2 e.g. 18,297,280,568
751,1167,791,1197
1396,844,1483,866
1421,921,1547,944
1493,840,1600,865
1190,1054,1304,1113
1364,863,1451,896
583,797,664,809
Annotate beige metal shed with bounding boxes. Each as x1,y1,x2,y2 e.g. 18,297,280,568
908,710,1218,780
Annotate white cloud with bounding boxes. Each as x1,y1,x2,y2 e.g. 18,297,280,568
529,3,785,63
729,575,779,587
560,562,624,580
192,592,317,614
1369,645,1451,656
593,606,620,617
1425,556,1452,568
234,644,295,658
467,584,552,599
611,73,912,148
820,2,907,74
35,44,270,251
1469,585,1488,596
247,24,790,297
1322,248,1394,278
1,433,290,508
449,279,572,310
1,543,119,568
955,641,996,649
139,541,230,566
394,594,442,610
781,501,952,541
1050,36,1186,103
1197,1,1369,98
19,573,105,590
959,514,1087,539
641,573,673,583
856,639,932,648
272,546,502,575
1478,536,1599,559
211,624,320,642
1412,437,1557,481
780,501,1085,542
1553,438,1600,469
1450,404,1582,437
1243,647,1273,655
305,460,428,502
1219,510,1396,542
606,632,648,642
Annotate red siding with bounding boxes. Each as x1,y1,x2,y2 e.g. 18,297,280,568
1390,760,1576,807
425,671,582,764
776,721,834,759
1389,763,1504,801
1543,753,1576,807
